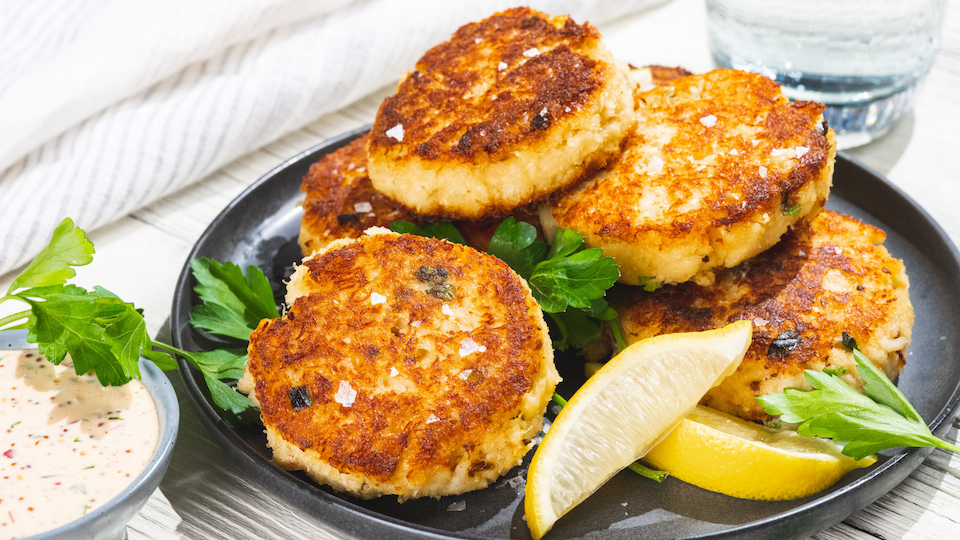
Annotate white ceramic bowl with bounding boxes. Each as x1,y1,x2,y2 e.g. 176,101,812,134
1,329,179,540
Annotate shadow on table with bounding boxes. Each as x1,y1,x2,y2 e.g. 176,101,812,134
816,424,960,539
845,110,914,177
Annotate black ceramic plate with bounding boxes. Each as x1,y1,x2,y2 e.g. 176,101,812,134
172,126,960,540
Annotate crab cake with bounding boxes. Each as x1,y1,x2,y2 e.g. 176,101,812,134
298,134,543,256
367,7,635,220
541,69,837,286
240,229,559,500
298,135,417,256
615,210,913,423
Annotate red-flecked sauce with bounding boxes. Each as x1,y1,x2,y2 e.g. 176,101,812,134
0,350,158,539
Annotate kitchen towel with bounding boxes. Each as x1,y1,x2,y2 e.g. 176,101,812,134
0,0,664,277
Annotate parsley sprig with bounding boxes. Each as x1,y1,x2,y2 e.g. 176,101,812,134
0,219,176,385
757,338,960,460
488,219,623,351
153,257,282,415
0,218,259,415
395,218,623,351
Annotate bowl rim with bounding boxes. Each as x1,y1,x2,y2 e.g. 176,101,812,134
0,328,180,539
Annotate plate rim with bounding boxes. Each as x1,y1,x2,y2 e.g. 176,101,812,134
171,128,960,540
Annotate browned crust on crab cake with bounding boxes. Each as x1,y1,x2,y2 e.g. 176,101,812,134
298,135,418,256
367,7,635,220
298,134,543,256
542,69,837,286
242,231,558,499
615,210,913,423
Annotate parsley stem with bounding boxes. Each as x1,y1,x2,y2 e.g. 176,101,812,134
550,392,669,482
628,462,670,482
552,392,568,407
150,341,191,360
547,312,570,346
0,309,31,330
149,341,205,373
936,440,960,455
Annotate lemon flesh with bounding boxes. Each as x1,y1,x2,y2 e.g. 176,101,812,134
525,321,752,539
643,405,876,501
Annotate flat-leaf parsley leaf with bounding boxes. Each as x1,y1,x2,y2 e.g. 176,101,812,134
393,218,622,350
189,258,279,340
486,218,547,280
390,221,466,245
757,343,960,460
0,218,256,415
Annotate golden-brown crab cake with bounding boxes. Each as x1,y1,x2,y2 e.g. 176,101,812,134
298,135,418,256
366,7,635,220
240,229,559,500
298,134,544,256
541,69,837,286
615,210,913,423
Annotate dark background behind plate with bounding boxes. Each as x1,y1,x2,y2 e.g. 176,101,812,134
171,126,960,540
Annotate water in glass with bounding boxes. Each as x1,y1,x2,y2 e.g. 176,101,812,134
706,0,945,148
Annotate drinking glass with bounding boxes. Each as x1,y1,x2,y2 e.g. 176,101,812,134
706,0,946,149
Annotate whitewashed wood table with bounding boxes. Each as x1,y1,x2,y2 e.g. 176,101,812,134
3,0,960,538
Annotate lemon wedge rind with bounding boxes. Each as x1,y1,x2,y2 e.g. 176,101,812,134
643,405,877,501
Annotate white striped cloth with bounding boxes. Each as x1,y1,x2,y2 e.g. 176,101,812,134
0,0,664,278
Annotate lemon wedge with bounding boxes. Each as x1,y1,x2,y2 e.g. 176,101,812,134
525,321,752,539
642,405,876,500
